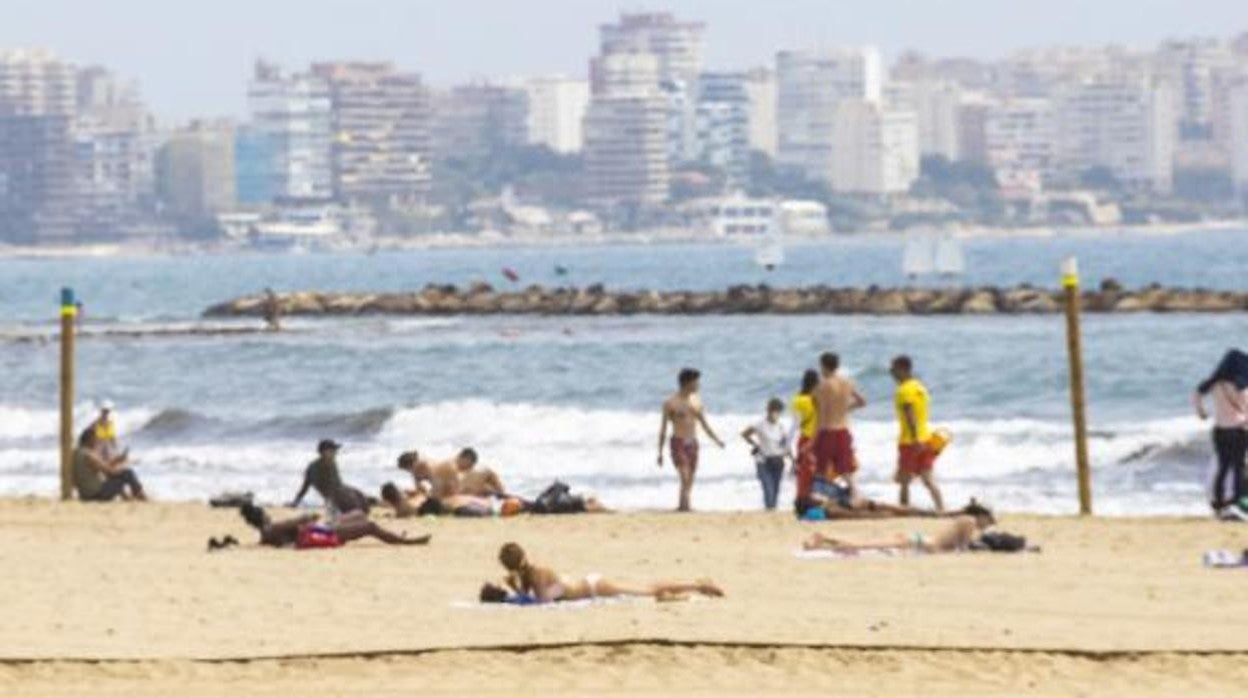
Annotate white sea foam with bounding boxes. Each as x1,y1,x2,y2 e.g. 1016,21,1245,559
0,400,1214,514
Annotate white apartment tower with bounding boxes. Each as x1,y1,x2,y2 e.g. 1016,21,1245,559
829,99,920,195
523,76,589,153
888,80,963,161
776,46,883,182
584,48,670,206
247,61,334,200
1156,38,1233,138
594,12,705,162
1230,82,1248,195
1055,78,1176,193
984,98,1056,195
742,68,777,157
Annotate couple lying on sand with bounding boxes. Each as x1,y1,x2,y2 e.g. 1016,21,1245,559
479,542,724,605
383,450,609,518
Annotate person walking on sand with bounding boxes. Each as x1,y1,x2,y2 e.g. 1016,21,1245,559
658,368,725,512
892,355,945,512
742,398,792,510
812,353,865,492
791,370,819,509
1194,349,1248,518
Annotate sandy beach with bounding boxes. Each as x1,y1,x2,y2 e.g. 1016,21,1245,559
3,498,1248,695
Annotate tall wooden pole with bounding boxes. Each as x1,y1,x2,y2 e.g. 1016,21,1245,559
1061,259,1092,515
59,288,76,501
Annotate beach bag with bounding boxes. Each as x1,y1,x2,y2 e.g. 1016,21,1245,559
296,525,342,550
532,481,585,514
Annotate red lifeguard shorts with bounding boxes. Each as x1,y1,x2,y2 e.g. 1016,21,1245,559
670,437,699,472
897,444,936,476
795,435,816,500
814,429,855,476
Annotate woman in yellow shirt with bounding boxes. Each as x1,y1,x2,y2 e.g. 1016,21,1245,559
791,369,819,509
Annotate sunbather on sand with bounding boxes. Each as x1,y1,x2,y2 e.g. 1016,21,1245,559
380,482,524,518
240,503,430,548
482,542,724,604
802,501,996,555
799,477,951,520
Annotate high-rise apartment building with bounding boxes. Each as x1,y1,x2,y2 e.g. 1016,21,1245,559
829,99,920,195
522,76,589,153
584,49,670,206
695,72,751,186
1229,82,1248,195
310,62,431,210
247,61,334,201
74,66,153,232
1156,38,1233,138
594,12,705,163
155,121,236,221
984,98,1056,194
0,49,78,242
1054,78,1176,192
431,83,530,161
889,80,963,161
742,68,777,157
775,46,883,182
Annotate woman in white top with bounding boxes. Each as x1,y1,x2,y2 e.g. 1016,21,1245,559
1194,349,1248,516
741,398,793,510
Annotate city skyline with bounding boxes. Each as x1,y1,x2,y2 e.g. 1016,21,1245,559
3,0,1247,121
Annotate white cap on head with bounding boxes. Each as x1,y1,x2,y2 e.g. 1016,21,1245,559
100,399,115,412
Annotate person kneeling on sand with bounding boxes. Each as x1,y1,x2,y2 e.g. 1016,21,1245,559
397,451,461,499
290,440,371,514
454,448,509,497
73,427,146,502
481,542,724,604
240,503,429,548
803,501,996,555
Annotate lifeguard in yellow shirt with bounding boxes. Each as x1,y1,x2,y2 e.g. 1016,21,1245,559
891,356,945,512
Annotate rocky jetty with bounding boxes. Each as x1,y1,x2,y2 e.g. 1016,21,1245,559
204,280,1248,318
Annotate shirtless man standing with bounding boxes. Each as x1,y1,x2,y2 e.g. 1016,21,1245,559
657,368,725,512
812,353,866,493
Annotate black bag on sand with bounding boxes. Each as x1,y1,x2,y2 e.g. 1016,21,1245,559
209,491,254,508
532,481,587,515
973,531,1029,553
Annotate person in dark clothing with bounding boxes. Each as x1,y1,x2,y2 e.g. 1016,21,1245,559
1194,349,1248,517
289,440,370,513
239,503,429,548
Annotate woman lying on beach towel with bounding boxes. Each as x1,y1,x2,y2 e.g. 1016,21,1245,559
481,542,724,604
802,501,996,555
239,503,430,548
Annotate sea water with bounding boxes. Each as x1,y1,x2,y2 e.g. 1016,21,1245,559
1,229,1246,514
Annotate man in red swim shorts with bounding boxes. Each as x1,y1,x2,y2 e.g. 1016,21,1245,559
812,352,866,490
658,368,725,512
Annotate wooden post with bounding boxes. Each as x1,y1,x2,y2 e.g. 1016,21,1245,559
59,287,76,500
1061,259,1092,515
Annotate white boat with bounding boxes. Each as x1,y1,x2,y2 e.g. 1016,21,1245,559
934,234,965,277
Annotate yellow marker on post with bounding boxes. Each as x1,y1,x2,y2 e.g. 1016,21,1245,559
59,288,76,500
1061,259,1092,515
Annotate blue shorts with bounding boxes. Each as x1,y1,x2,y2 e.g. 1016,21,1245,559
811,477,852,508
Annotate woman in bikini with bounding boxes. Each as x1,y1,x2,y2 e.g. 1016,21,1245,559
802,501,996,555
240,503,431,548
483,542,724,603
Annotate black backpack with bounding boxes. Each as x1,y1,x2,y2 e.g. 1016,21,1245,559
532,481,585,515
974,531,1029,553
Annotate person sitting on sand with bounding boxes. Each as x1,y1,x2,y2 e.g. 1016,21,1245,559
239,503,429,548
73,427,146,502
454,448,508,497
798,477,951,520
397,450,461,499
290,440,371,514
802,501,996,555
482,542,724,604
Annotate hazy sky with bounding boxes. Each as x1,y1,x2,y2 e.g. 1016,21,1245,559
4,0,1247,121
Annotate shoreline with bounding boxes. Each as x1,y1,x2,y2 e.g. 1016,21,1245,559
0,218,1243,259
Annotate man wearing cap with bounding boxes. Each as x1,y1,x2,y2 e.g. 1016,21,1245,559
290,440,370,514
92,401,119,460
